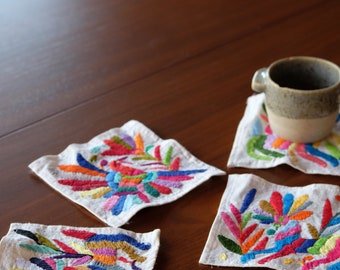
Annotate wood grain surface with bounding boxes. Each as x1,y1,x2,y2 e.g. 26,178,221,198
1,1,340,269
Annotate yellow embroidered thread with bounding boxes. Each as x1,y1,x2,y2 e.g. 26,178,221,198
79,187,111,199
288,194,309,215
259,200,276,216
320,235,340,255
219,253,228,261
86,240,147,262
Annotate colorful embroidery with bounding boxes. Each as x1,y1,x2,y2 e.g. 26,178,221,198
246,103,340,168
29,120,225,227
57,133,206,216
217,185,340,269
11,227,154,270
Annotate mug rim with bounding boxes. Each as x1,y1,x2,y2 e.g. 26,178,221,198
267,56,340,93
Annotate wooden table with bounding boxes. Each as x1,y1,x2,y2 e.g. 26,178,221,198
1,1,340,269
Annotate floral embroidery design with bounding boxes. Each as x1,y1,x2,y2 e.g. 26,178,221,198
57,133,206,216
218,187,340,269
12,227,153,270
246,103,340,168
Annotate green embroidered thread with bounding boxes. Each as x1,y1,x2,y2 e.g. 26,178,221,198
307,236,332,254
247,136,272,161
218,235,242,255
111,136,134,150
19,244,62,255
35,233,60,251
132,155,157,161
254,135,285,158
117,187,138,193
144,184,160,197
320,235,340,255
325,140,340,159
164,146,173,166
242,212,252,229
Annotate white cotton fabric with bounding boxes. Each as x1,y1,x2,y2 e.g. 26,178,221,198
29,120,225,227
200,174,340,269
0,223,160,269
228,93,340,175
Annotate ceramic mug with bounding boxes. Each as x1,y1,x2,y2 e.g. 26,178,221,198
251,56,340,143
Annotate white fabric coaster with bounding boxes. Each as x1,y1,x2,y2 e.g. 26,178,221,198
200,173,340,269
0,223,160,269
29,120,225,227
228,93,340,175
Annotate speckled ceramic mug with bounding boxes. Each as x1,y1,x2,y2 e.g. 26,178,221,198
252,56,340,143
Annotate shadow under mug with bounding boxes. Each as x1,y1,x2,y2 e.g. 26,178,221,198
251,56,340,143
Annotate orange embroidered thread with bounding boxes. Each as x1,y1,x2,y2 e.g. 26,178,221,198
241,228,265,254
134,133,144,155
59,165,106,177
289,210,313,221
272,137,286,149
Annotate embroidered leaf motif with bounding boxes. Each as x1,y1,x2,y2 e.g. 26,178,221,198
241,228,265,254
253,236,269,251
321,199,333,231
170,157,180,171
269,191,283,216
259,200,276,216
218,235,242,255
320,224,340,237
308,223,319,239
14,229,39,243
19,244,61,255
240,223,258,243
56,133,206,216
36,233,59,251
241,212,252,229
135,133,144,154
230,203,242,225
308,236,332,254
252,214,274,224
289,210,313,221
154,145,161,160
221,212,241,240
53,239,77,254
240,188,256,214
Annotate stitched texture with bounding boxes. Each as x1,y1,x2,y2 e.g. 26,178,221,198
228,94,340,175
0,223,160,270
29,120,225,227
200,174,340,269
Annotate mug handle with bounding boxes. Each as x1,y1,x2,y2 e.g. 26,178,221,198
251,67,268,93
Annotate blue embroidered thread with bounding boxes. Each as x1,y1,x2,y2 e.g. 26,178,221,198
240,188,257,214
305,144,339,167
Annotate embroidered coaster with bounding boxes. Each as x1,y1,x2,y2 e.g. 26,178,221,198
227,93,340,175
29,120,225,227
200,173,340,270
0,223,160,269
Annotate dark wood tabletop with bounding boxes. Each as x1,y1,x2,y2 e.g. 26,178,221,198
1,1,340,269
